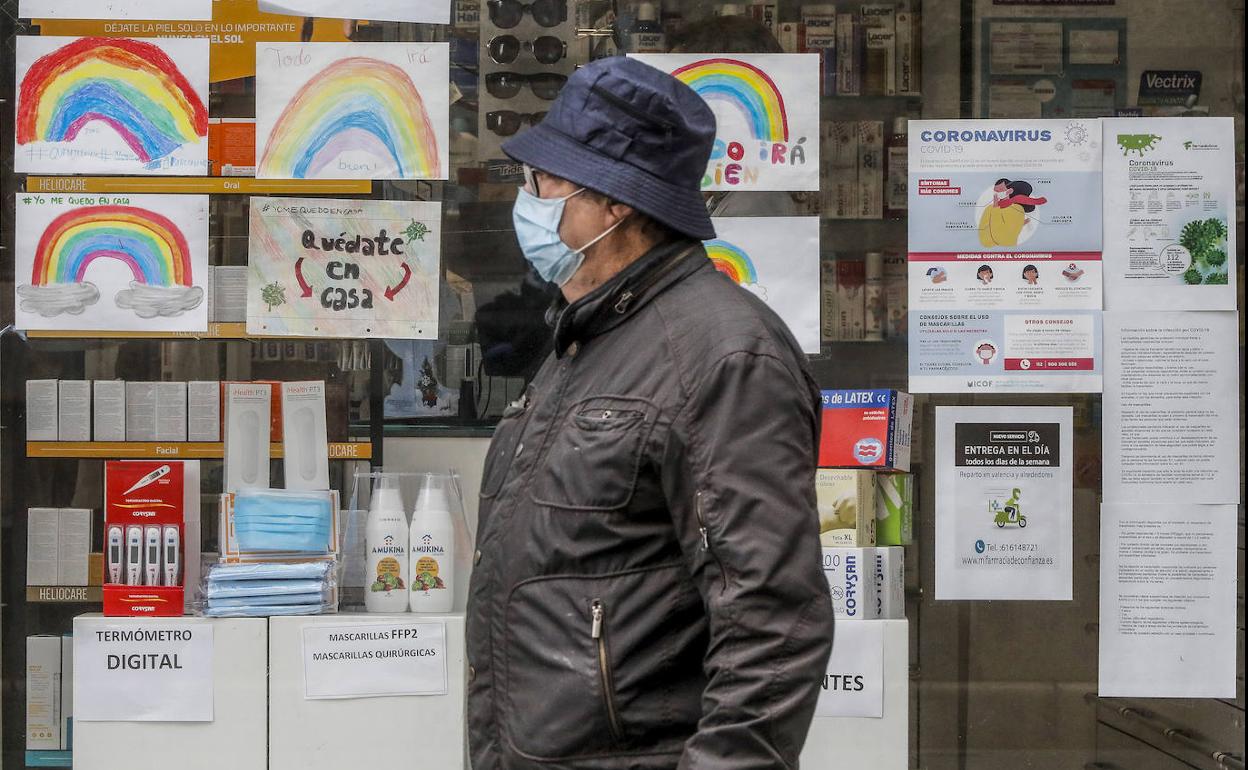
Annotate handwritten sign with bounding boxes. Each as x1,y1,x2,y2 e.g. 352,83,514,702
814,620,884,718
74,621,214,721
247,197,441,338
302,621,448,699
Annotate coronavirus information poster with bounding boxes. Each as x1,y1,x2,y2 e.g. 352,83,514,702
935,406,1073,601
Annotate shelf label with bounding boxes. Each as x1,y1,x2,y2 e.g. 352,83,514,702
27,586,100,602
75,620,214,721
814,620,884,718
302,621,447,699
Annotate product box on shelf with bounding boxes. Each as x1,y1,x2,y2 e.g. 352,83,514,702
817,469,876,547
280,381,329,491
818,389,913,471
224,383,273,493
93,380,126,442
58,508,91,586
124,382,158,442
26,636,61,750
103,461,188,616
58,380,91,441
187,381,221,442
873,546,905,620
821,547,876,619
27,508,59,586
26,379,58,441
876,472,914,545
154,381,188,442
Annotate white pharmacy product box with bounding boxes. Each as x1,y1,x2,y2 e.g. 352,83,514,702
280,381,329,491
268,612,467,769
58,380,91,441
93,381,126,442
27,508,60,586
26,379,58,441
822,547,878,619
26,635,61,750
872,546,905,620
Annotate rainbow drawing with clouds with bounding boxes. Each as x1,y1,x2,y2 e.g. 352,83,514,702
672,58,789,143
704,238,759,285
17,37,208,164
259,57,441,179
17,205,203,320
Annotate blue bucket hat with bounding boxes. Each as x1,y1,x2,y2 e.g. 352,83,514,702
502,57,717,240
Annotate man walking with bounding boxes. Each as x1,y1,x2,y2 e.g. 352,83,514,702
466,56,834,769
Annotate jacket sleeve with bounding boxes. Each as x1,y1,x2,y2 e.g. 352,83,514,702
661,350,835,770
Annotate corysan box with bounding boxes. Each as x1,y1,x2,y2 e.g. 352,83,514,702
822,547,877,619
872,546,905,620
26,380,59,441
26,635,61,750
57,380,91,441
817,469,876,547
93,381,126,442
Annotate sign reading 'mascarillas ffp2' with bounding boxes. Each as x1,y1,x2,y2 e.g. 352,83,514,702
74,620,214,721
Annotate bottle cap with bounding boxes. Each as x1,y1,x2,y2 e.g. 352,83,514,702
369,473,405,513
637,2,657,21
893,116,908,134
414,473,452,515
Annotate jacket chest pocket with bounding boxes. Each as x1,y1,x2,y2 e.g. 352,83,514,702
480,389,535,501
532,396,658,511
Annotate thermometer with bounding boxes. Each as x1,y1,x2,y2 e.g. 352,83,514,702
163,525,181,587
107,526,124,584
123,464,171,495
144,525,162,586
125,526,143,585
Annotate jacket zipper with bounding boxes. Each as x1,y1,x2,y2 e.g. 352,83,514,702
590,599,624,743
695,491,729,593
614,244,700,314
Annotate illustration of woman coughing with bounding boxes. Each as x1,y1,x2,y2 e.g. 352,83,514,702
979,178,1048,248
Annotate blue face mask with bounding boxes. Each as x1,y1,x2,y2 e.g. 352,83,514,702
513,186,626,286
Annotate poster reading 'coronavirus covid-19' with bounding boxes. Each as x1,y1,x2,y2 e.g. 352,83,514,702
908,120,1103,394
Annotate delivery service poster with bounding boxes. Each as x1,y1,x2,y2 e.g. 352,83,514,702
247,197,441,338
1101,117,1236,311
907,119,1103,394
935,406,1073,601
630,53,820,191
706,216,820,353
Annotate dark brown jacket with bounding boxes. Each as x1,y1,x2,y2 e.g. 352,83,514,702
466,239,834,769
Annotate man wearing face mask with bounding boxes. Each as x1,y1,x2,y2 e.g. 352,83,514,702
466,56,834,770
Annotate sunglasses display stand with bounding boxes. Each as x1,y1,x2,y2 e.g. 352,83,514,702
477,0,576,161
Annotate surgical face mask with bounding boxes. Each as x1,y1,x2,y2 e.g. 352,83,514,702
233,490,333,553
512,186,627,286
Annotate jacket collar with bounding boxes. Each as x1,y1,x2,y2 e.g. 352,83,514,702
548,238,707,357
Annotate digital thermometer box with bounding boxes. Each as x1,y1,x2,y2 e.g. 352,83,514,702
818,389,913,472
102,461,186,616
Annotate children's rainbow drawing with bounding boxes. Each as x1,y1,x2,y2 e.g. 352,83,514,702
259,57,441,179
672,58,789,143
704,239,759,285
18,205,203,319
16,37,208,164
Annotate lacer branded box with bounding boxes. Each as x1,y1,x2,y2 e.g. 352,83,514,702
818,389,913,471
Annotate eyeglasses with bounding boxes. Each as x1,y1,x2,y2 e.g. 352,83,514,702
486,71,567,100
487,0,566,28
487,110,548,137
487,34,567,65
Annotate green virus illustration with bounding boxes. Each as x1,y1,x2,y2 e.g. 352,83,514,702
1178,218,1230,285
405,219,430,242
261,281,287,310
1116,133,1162,156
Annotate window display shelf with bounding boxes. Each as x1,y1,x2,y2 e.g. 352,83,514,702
25,323,325,341
25,750,73,767
26,442,372,460
26,586,102,604
24,176,372,196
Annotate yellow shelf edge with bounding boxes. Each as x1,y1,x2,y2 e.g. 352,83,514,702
26,441,372,460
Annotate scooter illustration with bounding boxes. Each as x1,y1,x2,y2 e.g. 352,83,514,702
990,488,1027,528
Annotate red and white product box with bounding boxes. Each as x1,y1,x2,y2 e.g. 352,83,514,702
103,461,186,616
818,389,913,472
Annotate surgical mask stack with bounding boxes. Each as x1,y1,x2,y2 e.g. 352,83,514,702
201,561,337,617
233,489,334,554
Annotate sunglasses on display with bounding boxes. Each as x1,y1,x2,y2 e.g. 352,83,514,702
487,110,548,136
486,71,568,100
487,34,567,65
487,0,566,28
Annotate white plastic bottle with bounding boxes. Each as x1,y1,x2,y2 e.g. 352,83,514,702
409,473,455,613
365,475,409,613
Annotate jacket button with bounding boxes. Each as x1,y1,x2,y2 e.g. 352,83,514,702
468,665,477,682
515,442,524,457
568,342,580,357
473,550,482,566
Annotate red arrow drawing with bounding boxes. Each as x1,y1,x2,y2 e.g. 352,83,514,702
294,257,312,298
384,263,412,301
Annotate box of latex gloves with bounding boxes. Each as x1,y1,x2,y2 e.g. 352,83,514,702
821,546,904,620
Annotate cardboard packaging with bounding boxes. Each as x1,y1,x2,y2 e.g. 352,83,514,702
58,508,92,586
26,636,61,750
834,259,866,341
857,121,884,219
281,381,330,490
822,547,877,619
818,389,913,471
155,382,188,442
802,4,837,95
224,383,273,493
125,382,158,441
188,381,221,442
876,472,914,546
27,508,60,586
58,380,91,441
873,546,905,620
817,469,877,547
93,381,126,442
883,252,907,339
103,461,186,616
26,380,59,441
60,635,73,750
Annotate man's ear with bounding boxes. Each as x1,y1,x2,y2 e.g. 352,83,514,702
608,201,636,224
